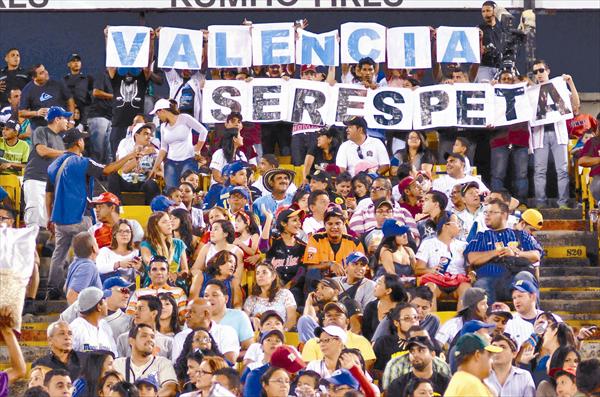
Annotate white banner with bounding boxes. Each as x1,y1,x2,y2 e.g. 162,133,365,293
454,83,494,128
527,77,574,126
248,78,289,122
251,23,295,66
492,82,532,127
201,79,250,123
364,87,414,130
412,85,457,129
331,83,369,125
296,29,339,66
436,26,480,64
340,22,386,64
207,25,252,68
287,79,336,125
387,26,432,69
105,26,151,68
158,27,203,70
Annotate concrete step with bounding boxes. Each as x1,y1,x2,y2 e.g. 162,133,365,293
541,299,600,313
556,312,600,321
541,257,591,267
542,219,587,231
534,230,597,247
539,276,600,288
540,289,600,300
540,266,600,277
539,207,583,220
0,345,49,363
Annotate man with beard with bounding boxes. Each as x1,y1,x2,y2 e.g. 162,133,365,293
385,335,450,396
252,168,295,225
113,324,178,396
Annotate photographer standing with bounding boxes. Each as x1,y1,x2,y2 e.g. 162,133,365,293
478,1,504,82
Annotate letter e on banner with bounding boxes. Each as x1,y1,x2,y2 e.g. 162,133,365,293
250,78,288,122
340,22,386,64
333,84,368,124
106,26,151,67
493,82,531,126
208,25,252,68
413,84,457,129
436,27,480,64
252,23,295,66
158,27,203,70
201,80,249,124
528,77,573,127
364,87,413,130
296,29,339,66
454,83,493,128
387,27,431,69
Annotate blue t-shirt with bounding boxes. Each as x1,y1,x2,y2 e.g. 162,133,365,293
220,309,255,344
243,363,270,397
0,187,7,202
64,257,102,293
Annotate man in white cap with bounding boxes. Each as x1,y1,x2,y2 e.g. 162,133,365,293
69,286,117,354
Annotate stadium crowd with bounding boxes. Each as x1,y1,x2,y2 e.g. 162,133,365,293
1,1,600,397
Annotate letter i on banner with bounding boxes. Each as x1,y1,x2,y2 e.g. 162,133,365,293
252,23,295,66
296,30,339,66
340,22,386,64
436,27,480,64
527,77,574,127
106,26,151,67
387,27,431,69
158,27,203,69
208,25,252,68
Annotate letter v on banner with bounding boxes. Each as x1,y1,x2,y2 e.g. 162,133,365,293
158,27,203,70
106,26,151,68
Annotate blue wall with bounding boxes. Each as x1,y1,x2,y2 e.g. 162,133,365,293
1,9,598,94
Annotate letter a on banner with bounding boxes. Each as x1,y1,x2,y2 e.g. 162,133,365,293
158,27,203,70
436,27,480,64
106,26,151,67
252,23,295,66
208,26,252,68
340,22,386,64
296,30,339,66
387,27,431,69
528,77,573,127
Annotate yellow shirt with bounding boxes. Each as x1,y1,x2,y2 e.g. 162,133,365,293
444,371,496,397
301,331,376,362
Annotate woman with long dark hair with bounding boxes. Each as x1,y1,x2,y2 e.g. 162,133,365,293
149,99,208,189
175,328,225,385
158,292,181,336
392,131,435,175
536,346,581,397
210,127,251,185
302,126,340,183
178,181,205,231
72,350,114,397
96,219,140,282
374,220,416,278
193,219,243,280
233,209,261,271
351,173,372,204
361,275,408,341
98,371,123,397
170,208,201,263
190,250,242,308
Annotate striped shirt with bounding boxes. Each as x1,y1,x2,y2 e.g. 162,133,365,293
464,229,543,277
126,284,188,321
485,366,536,397
349,201,418,239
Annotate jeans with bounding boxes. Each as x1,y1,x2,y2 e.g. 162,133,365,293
491,146,529,202
48,217,93,290
164,158,198,189
474,268,538,303
108,174,161,205
534,132,569,206
88,117,112,163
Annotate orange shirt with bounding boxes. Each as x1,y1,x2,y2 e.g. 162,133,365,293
302,232,365,268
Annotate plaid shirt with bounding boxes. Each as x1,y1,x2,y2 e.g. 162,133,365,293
348,201,419,239
382,354,451,390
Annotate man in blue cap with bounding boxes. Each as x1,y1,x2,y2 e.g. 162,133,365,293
150,195,175,213
321,368,360,396
135,374,159,397
334,251,376,311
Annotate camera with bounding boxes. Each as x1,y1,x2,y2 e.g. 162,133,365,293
496,12,527,76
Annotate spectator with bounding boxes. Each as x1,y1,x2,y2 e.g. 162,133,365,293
465,199,542,303
298,278,343,343
212,367,242,397
302,126,340,182
260,366,292,397
150,99,207,188
0,119,29,175
0,307,26,395
170,209,201,263
44,369,74,397
210,127,250,185
22,106,70,230
417,190,448,240
486,302,513,336
192,219,243,281
140,211,190,288
336,116,390,176
455,181,485,239
69,287,116,354
351,172,372,205
232,209,260,268
64,231,102,304
334,252,376,311
63,53,93,124
529,60,580,208
87,70,113,164
449,183,466,213
303,189,330,235
19,64,74,130
244,329,285,371
134,376,159,397
478,1,504,82
444,333,502,396
243,262,297,331
28,365,51,389
361,198,389,255
112,324,177,396
375,219,415,278
172,298,240,365
536,346,581,397
320,368,361,397
253,168,295,224
94,220,141,283
0,48,29,108
392,131,435,175
90,193,144,250
109,122,162,204
201,279,254,350
396,176,423,219
190,249,242,309
576,359,600,397
578,124,600,203
550,368,579,397
181,355,229,397
432,153,489,204
485,333,536,397
71,350,114,397
409,287,441,339
32,321,82,380
243,310,297,367
253,154,297,196
178,183,205,231
363,275,407,342
163,67,203,121
98,371,124,397
45,128,139,299
174,330,225,388
306,325,347,377
96,277,134,339
117,295,172,359
158,292,181,337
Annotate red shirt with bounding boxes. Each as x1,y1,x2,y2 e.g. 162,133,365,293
490,122,530,149
581,136,600,177
567,113,598,138
90,223,113,249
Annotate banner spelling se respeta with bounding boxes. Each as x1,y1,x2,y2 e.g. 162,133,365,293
201,77,573,129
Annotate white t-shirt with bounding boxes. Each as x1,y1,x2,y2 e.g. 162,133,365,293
302,216,324,236
415,237,468,275
432,174,490,208
171,321,241,364
115,135,160,161
95,247,138,275
160,113,208,161
209,149,252,185
70,317,117,354
336,137,390,176
435,317,463,345
113,355,177,386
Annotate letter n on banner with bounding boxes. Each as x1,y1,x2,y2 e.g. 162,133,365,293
413,84,457,130
106,26,151,67
340,22,386,64
527,77,573,127
201,80,250,124
158,27,203,70
387,27,431,69
288,79,335,125
436,27,480,64
296,30,339,66
364,87,414,130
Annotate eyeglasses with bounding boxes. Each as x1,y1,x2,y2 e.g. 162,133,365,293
194,337,211,343
372,186,388,192
197,370,213,376
116,229,132,234
318,337,339,344
356,146,364,159
533,68,546,74
269,378,290,385
0,216,13,222
114,287,130,294
483,210,504,215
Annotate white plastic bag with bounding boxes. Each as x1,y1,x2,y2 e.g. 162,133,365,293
0,225,38,332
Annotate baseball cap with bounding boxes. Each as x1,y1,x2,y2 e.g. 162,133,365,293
323,205,344,222
132,122,156,135
307,170,331,183
67,53,81,63
460,320,496,336
103,276,134,291
301,64,317,74
318,278,342,291
549,367,577,380
398,176,416,192
229,186,250,200
458,288,487,314
270,345,306,374
91,192,121,206
276,208,303,225
374,198,393,211
323,301,347,316
47,106,73,122
511,279,537,295
345,251,368,266
454,333,502,360
223,161,249,177
460,181,480,196
134,374,159,391
150,195,174,212
406,335,435,351
322,369,359,390
62,128,89,147
78,287,111,312
487,302,513,320
382,219,410,238
342,299,362,318
260,329,285,344
521,209,544,230
259,310,285,326
315,325,348,344
3,119,20,131
149,98,172,115
343,116,368,130
445,152,466,164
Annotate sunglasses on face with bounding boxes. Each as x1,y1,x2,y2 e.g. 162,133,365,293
533,68,546,74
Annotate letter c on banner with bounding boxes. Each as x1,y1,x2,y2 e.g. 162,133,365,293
348,28,381,62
